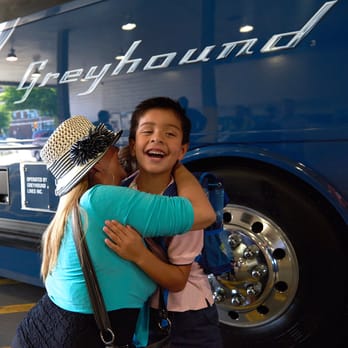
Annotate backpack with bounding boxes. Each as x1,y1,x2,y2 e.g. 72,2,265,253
191,172,232,275
122,171,233,275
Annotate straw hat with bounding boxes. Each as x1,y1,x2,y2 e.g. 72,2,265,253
40,115,122,196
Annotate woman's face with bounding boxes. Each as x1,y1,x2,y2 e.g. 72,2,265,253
92,146,127,185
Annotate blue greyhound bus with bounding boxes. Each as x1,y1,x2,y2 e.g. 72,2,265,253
0,0,347,346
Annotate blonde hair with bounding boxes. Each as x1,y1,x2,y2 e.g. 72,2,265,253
40,178,89,280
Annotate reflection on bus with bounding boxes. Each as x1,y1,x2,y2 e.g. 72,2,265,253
8,109,55,140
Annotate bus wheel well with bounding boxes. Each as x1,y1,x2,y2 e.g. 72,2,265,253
186,156,347,242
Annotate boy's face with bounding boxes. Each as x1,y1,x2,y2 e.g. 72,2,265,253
131,108,188,175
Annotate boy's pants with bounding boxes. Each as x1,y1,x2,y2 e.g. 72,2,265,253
149,303,223,348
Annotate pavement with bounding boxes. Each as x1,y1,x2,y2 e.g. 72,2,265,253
0,278,45,348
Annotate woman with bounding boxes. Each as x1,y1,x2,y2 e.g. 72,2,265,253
12,115,215,348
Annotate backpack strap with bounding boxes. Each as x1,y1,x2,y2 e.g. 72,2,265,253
121,171,138,187
150,181,178,307
163,181,178,196
149,182,177,249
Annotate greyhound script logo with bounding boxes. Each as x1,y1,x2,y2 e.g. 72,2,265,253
12,0,339,104
0,18,20,53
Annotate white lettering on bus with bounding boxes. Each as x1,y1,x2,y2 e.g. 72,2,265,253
14,1,337,103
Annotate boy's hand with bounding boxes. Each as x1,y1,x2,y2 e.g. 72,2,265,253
103,220,146,263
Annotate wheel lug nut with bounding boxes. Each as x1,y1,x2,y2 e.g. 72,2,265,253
246,284,260,296
228,233,242,248
243,245,260,258
213,287,226,303
231,289,245,306
251,264,268,279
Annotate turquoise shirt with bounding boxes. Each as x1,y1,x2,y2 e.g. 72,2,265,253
46,184,194,313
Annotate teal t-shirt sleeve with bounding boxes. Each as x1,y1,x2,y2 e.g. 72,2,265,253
81,185,194,237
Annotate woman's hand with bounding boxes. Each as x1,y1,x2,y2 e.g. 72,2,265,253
104,220,192,292
103,220,146,262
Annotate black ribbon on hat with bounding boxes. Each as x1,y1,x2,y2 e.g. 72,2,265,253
70,124,115,166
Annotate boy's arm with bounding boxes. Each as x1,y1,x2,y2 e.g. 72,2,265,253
173,164,216,230
104,220,191,291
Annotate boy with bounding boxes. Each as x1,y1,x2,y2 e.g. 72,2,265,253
105,97,223,347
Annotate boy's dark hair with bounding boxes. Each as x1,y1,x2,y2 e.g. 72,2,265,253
129,97,191,144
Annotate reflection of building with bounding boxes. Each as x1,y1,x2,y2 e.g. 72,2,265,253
8,109,55,139
110,112,131,146
178,96,207,133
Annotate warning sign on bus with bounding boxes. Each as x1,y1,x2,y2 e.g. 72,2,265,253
20,163,58,212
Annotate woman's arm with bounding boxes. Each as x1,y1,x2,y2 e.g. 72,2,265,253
104,220,191,291
174,164,216,230
85,185,194,237
87,181,213,237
